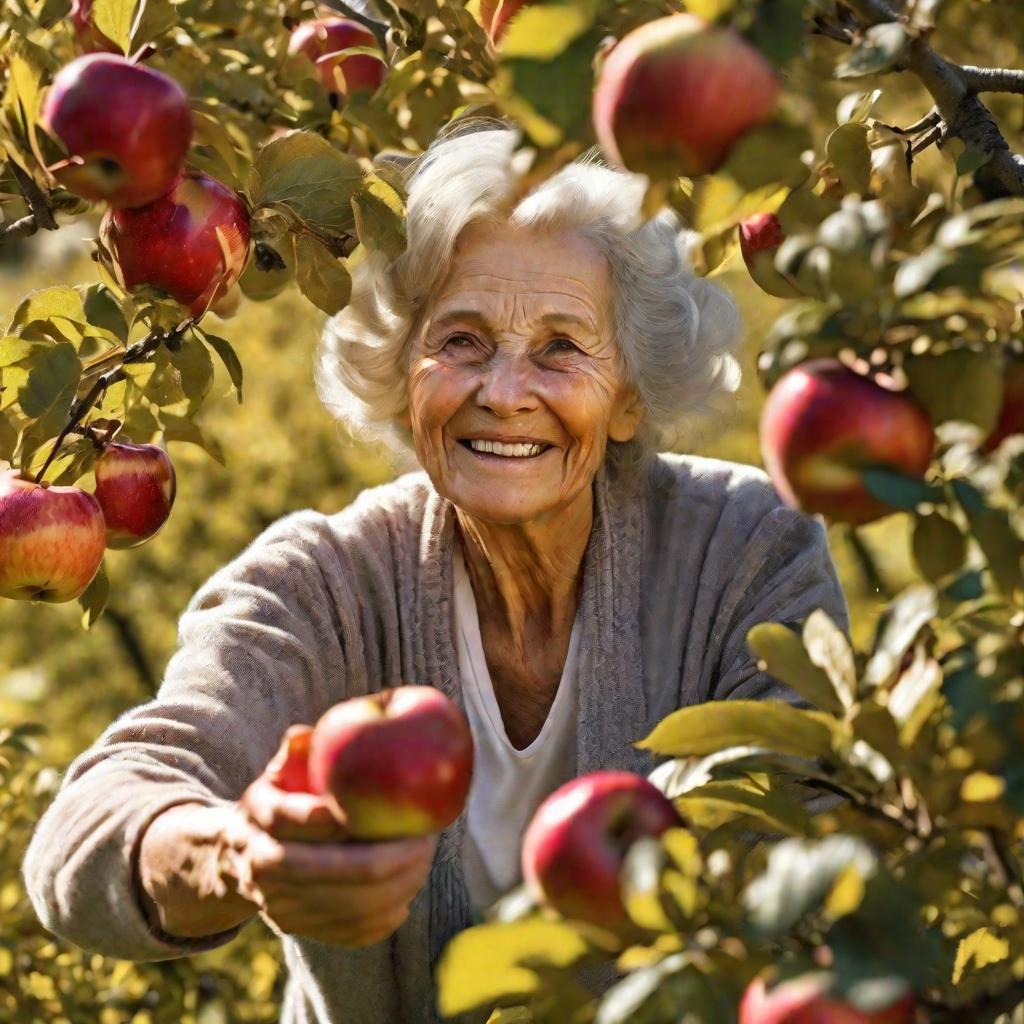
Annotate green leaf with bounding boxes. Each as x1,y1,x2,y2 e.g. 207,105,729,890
168,333,215,414
886,646,942,746
250,131,363,236
78,563,109,630
130,0,178,51
744,835,877,936
837,89,883,125
802,610,857,713
91,0,135,53
825,123,871,195
639,701,836,760
436,920,590,1016
835,23,909,79
677,780,817,837
16,342,80,420
903,349,1004,434
81,283,129,343
746,622,846,715
861,467,941,511
292,235,353,316
351,173,407,261
161,414,225,466
952,478,1023,598
8,287,88,337
722,121,811,192
198,330,244,404
863,583,938,689
912,511,966,582
499,0,596,60
0,411,17,461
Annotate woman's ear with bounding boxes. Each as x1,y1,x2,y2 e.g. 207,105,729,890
608,387,644,443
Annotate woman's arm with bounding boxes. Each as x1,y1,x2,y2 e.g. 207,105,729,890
22,509,353,961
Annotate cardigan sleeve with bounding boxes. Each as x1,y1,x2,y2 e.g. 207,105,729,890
710,504,850,706
22,509,348,963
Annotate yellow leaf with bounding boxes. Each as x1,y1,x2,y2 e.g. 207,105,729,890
953,928,1009,985
500,1,596,61
960,772,1006,802
825,863,866,918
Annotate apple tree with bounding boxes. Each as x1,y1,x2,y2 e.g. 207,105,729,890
0,0,1022,1022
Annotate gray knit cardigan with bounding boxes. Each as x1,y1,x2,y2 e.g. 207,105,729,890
22,452,849,1023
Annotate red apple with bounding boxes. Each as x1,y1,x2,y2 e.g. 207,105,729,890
100,172,251,316
479,0,530,41
760,359,935,526
70,0,120,53
307,685,474,840
0,470,106,603
593,14,780,179
740,973,915,1024
93,442,176,549
267,725,314,794
42,54,192,209
982,358,1024,452
740,213,803,299
521,771,682,931
288,18,387,101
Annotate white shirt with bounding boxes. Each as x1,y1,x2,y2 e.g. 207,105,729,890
453,543,582,911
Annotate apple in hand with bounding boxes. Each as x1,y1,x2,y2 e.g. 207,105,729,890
521,771,682,931
100,172,251,316
593,14,780,179
740,214,803,299
94,442,176,549
0,470,106,602
740,973,915,1024
42,54,192,208
760,359,935,526
307,685,474,840
288,18,387,102
982,357,1024,452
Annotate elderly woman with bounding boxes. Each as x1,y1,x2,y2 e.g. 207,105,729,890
23,124,847,1023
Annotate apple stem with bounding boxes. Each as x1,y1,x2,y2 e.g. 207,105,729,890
32,321,189,484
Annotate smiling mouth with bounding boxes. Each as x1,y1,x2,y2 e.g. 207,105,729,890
458,439,553,459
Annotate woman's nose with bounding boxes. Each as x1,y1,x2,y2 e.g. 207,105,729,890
474,352,539,417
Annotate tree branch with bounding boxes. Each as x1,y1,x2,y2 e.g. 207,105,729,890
33,323,187,483
317,0,390,52
960,65,1024,95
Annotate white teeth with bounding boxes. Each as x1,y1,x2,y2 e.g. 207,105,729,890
468,440,545,457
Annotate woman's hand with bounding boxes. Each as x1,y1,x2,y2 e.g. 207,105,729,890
220,725,438,948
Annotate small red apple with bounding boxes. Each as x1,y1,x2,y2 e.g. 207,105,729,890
70,0,120,53
760,359,935,526
740,973,915,1024
42,54,192,209
521,771,682,931
740,213,803,299
479,0,530,41
288,18,387,102
982,358,1024,452
307,685,474,840
266,725,314,794
0,470,106,603
93,442,176,549
100,172,251,316
593,13,780,179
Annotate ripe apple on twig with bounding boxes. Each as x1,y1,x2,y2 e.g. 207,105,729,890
521,770,682,932
740,213,804,299
740,973,915,1024
593,14,780,179
100,172,251,317
94,442,176,550
760,359,935,526
288,18,387,104
0,470,106,603
42,54,192,208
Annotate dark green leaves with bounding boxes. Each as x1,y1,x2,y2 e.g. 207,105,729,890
292,236,353,316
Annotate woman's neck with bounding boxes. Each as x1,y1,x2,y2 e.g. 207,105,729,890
454,487,592,657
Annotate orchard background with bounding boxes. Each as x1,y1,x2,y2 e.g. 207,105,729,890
0,0,1022,1022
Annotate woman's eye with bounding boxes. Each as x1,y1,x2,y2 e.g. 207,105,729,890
444,333,475,350
548,338,578,354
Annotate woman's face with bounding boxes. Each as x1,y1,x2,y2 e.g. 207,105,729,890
406,220,642,525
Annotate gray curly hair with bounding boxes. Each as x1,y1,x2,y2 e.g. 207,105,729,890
316,122,743,474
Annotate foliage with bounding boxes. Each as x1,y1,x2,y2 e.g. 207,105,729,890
0,0,1023,1021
